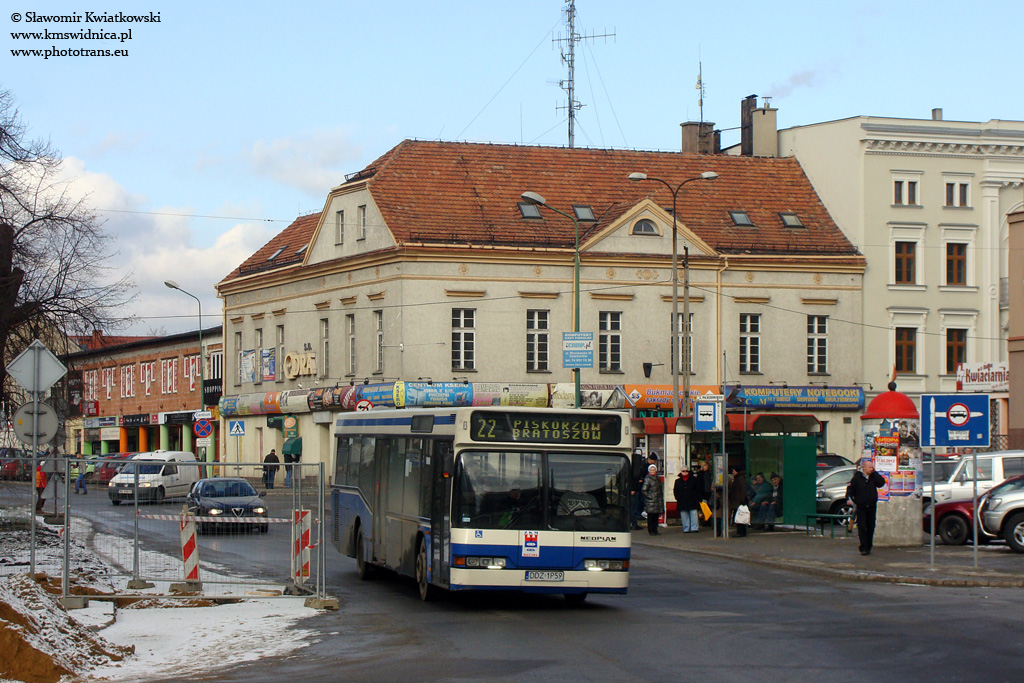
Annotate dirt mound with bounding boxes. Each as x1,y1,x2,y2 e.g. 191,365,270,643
0,574,133,683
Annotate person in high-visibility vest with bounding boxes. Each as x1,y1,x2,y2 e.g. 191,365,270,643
35,465,47,512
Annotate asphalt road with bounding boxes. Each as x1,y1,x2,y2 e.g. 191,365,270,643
203,543,1023,683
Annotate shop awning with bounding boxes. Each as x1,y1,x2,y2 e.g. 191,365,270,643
633,417,681,434
282,437,302,455
727,413,821,433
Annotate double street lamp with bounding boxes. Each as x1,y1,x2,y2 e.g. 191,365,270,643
519,191,583,409
627,171,719,419
164,280,205,411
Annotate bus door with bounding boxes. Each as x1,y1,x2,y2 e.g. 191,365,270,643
372,437,390,564
432,440,454,587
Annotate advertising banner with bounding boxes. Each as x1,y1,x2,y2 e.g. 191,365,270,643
360,383,397,408
262,348,276,382
551,384,631,409
396,381,472,408
723,385,863,410
623,384,721,410
471,383,549,407
239,350,257,383
956,361,1008,393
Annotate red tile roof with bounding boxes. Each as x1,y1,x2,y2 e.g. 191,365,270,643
222,141,860,284
72,330,157,351
222,213,320,282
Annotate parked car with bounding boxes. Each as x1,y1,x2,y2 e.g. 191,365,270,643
95,453,136,484
108,451,200,505
186,477,269,534
0,448,31,481
923,498,988,546
922,451,1024,505
816,453,853,472
816,465,856,515
979,474,1024,553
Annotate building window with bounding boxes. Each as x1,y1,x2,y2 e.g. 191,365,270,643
946,243,967,286
674,312,692,374
235,331,243,385
335,210,344,244
894,241,916,284
518,202,542,219
779,212,803,228
946,328,966,374
739,313,760,373
631,219,657,235
895,327,916,374
807,315,828,374
346,314,356,375
599,311,622,372
320,319,330,378
729,210,754,226
276,325,285,383
254,328,263,385
357,205,367,240
526,310,549,372
452,309,475,371
894,179,918,206
374,310,384,373
945,182,970,207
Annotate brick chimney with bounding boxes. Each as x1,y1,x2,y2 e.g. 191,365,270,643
740,95,778,157
680,121,718,154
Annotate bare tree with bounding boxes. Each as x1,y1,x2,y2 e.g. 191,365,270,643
0,89,134,409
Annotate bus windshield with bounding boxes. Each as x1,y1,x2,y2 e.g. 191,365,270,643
454,451,629,532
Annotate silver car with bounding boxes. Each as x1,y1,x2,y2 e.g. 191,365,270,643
980,475,1024,553
816,466,856,515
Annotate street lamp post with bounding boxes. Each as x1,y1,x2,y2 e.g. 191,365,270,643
627,171,718,419
520,191,582,409
164,280,204,411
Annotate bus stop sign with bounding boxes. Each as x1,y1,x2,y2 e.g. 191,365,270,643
920,393,990,448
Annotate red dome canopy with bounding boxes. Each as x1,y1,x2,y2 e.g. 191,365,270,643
861,387,919,420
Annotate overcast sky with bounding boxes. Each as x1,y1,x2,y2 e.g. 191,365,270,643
5,0,1022,334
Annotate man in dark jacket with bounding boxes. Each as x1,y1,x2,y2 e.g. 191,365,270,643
673,466,703,533
262,449,280,489
846,459,887,555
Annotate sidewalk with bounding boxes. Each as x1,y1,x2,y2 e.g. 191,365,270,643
631,524,1024,587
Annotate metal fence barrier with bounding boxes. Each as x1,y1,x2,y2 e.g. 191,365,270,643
0,457,333,608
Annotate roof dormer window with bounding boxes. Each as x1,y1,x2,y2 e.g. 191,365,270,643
631,219,658,235
779,212,803,228
267,247,285,260
573,205,596,222
729,210,754,227
295,244,308,256
518,202,542,219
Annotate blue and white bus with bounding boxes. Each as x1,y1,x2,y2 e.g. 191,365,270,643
331,407,632,601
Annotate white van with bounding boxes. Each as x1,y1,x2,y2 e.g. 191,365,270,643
924,451,1024,504
107,450,201,505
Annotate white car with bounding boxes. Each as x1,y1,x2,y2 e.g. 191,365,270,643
108,450,201,505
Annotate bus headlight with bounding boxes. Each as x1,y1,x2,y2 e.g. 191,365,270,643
456,556,506,569
584,559,627,571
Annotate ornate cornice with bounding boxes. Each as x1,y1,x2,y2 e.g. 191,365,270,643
865,139,1024,157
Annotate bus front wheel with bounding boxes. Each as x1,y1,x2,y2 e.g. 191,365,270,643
416,538,438,602
356,529,375,580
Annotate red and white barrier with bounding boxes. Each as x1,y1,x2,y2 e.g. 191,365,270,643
141,514,289,523
292,509,311,582
179,509,200,582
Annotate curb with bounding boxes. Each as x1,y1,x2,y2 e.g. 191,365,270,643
634,538,1024,588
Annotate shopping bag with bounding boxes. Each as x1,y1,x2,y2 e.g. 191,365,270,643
734,504,751,525
699,501,712,521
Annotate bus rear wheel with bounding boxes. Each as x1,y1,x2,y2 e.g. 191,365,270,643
356,529,375,580
416,539,437,602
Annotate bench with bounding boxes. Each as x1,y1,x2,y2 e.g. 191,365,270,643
805,513,854,538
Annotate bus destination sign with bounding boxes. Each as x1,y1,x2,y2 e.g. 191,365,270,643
470,411,622,445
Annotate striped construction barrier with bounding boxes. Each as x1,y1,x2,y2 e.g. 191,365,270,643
292,509,311,582
140,514,290,523
179,512,199,581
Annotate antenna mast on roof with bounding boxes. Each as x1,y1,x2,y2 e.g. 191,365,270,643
555,0,614,148
696,58,706,125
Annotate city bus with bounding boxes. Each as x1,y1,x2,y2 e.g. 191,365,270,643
331,407,632,601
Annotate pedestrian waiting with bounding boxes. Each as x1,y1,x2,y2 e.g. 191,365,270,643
673,466,702,533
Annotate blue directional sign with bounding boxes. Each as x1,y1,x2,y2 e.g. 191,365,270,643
562,332,594,369
920,393,990,448
693,399,722,432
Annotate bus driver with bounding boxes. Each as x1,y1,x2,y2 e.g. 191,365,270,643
557,477,600,516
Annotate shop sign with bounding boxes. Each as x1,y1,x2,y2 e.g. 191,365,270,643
723,385,863,410
956,361,1008,393
283,415,299,439
121,413,151,427
283,351,317,378
99,427,120,440
203,378,223,407
623,384,722,410
163,411,195,426
85,428,100,441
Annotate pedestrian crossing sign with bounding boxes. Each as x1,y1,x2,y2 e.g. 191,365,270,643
228,420,245,436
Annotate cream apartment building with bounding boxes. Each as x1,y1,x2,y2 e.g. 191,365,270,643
776,110,1024,441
